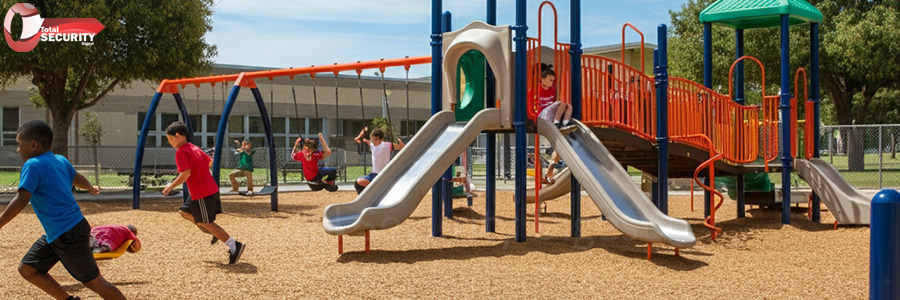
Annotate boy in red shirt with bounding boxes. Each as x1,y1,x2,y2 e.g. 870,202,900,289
162,121,246,264
91,224,142,253
292,133,338,192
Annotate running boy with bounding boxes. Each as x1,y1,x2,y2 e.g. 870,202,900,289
227,140,255,195
0,120,126,300
162,121,245,264
292,133,338,192
352,127,405,194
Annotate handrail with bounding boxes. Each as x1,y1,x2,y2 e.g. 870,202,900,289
695,153,725,241
793,68,808,159
621,23,645,74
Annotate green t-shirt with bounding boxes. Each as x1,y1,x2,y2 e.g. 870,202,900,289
237,150,254,171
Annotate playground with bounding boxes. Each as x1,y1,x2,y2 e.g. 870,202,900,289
0,191,869,299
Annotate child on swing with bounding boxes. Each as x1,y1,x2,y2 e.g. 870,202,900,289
352,127,405,194
292,133,338,192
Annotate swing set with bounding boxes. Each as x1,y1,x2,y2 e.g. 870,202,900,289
133,56,430,211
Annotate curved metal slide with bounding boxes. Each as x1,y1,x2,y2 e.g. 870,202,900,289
795,158,871,224
526,168,574,203
537,118,696,248
323,109,501,236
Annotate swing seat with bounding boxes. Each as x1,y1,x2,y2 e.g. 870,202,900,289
239,185,276,196
93,240,133,261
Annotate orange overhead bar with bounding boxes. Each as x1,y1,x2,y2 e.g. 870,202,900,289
156,55,430,93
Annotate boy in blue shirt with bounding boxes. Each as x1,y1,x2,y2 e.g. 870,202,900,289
0,120,125,300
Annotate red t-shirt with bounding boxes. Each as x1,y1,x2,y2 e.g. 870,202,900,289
535,85,557,113
91,225,137,251
176,143,219,200
293,150,322,180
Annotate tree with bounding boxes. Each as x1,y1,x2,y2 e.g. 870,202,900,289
0,0,216,156
78,111,103,185
668,0,900,171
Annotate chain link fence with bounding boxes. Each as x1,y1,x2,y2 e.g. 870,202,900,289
820,124,900,189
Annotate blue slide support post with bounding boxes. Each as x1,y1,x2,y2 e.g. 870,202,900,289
569,0,583,237
430,0,443,237
702,22,712,217
871,189,900,299
735,28,746,218
485,0,497,232
655,24,669,215
513,0,528,242
441,11,454,219
133,92,164,209
779,15,792,224
810,23,821,223
249,87,279,211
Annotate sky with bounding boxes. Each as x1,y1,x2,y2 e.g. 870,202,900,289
207,0,689,79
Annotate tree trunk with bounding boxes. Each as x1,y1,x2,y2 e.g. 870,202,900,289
847,127,866,172
892,132,896,159
93,145,100,185
49,105,76,157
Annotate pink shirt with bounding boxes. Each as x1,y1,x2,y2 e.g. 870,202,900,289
91,225,137,250
293,150,322,180
536,85,557,113
176,143,219,200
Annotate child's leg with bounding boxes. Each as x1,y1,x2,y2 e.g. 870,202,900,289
244,170,254,192
196,222,230,244
17,263,69,299
228,170,242,191
562,102,573,123
82,275,126,300
320,167,337,184
191,195,231,243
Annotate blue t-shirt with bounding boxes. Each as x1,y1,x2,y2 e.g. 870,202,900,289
18,152,84,243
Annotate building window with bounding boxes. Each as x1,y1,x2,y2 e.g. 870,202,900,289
1,107,19,146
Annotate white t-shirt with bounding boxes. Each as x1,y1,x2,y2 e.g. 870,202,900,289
370,141,393,173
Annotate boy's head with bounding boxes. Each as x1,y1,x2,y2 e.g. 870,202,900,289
540,63,556,88
303,138,317,151
16,120,53,161
127,224,138,235
242,141,252,148
370,128,385,142
165,121,188,148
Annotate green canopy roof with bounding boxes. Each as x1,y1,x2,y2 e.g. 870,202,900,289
699,0,823,29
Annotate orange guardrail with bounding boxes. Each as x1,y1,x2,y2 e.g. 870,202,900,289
580,55,656,140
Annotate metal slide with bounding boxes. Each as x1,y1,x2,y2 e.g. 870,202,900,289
537,118,696,248
526,168,574,203
795,158,871,224
323,109,501,236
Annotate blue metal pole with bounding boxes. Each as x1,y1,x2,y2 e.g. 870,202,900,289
702,22,712,216
569,0,583,237
442,11,454,219
810,23,821,223
780,15,792,224
132,92,163,209
656,24,669,215
514,0,528,242
485,0,497,233
173,93,194,203
250,87,279,212
871,189,900,299
735,28,746,218
430,0,443,237
213,84,241,185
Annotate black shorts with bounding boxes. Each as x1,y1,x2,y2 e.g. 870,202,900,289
180,193,220,223
179,193,222,215
21,218,100,283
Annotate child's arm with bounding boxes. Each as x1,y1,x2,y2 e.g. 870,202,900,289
354,127,368,144
128,238,142,253
319,133,332,159
394,138,406,151
162,170,191,196
291,137,303,157
0,189,31,230
233,140,243,153
73,173,100,195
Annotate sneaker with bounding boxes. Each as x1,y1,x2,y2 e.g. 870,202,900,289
226,190,239,195
245,191,254,196
228,241,245,264
559,124,577,135
324,184,338,192
210,236,219,245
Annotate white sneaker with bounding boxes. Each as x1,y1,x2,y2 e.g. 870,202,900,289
226,190,239,195
245,191,254,196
